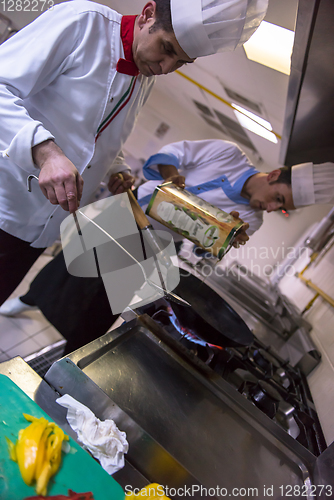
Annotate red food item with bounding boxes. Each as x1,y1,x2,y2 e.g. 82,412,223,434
24,490,94,500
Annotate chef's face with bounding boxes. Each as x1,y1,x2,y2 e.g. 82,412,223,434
133,2,195,77
249,171,295,213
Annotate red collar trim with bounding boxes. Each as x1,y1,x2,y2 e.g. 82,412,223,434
117,15,139,76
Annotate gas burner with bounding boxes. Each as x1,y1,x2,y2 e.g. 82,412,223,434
243,380,282,419
247,347,294,389
166,305,223,352
273,367,292,389
136,301,327,456
248,347,280,373
151,306,221,365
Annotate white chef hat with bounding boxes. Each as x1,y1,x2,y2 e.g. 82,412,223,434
291,162,334,208
171,0,268,58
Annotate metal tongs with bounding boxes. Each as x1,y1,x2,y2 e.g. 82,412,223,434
27,174,190,307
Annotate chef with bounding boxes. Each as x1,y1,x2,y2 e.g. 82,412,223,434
138,139,334,240
138,139,263,239
0,0,268,306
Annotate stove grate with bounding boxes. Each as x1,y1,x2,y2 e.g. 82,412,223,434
24,340,67,377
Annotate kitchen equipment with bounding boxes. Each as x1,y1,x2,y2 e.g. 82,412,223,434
163,273,254,347
1,291,332,498
180,255,314,339
0,374,125,500
42,317,329,495
146,182,245,258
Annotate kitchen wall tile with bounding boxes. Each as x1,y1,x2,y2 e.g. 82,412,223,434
33,326,64,349
0,316,29,351
307,304,334,357
6,338,40,359
8,311,51,337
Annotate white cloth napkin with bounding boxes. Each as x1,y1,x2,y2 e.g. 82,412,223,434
56,394,128,474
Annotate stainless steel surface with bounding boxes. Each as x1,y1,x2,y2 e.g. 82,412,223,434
304,208,334,252
227,261,281,308
0,356,43,400
313,441,334,496
59,319,317,493
279,328,322,376
44,357,206,497
1,345,333,497
280,0,334,166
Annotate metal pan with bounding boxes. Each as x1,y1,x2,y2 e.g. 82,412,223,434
167,274,254,348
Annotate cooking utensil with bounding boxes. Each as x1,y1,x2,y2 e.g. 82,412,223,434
116,174,190,307
164,273,254,348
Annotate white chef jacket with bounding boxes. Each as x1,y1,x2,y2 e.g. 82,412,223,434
0,0,154,247
137,140,263,236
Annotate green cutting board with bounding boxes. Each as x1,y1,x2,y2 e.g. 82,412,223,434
0,374,126,500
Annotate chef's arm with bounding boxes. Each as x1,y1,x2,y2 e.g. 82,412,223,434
0,6,80,173
32,140,83,214
158,164,185,188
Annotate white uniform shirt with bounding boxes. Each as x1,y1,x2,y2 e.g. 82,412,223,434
137,140,263,236
0,0,154,247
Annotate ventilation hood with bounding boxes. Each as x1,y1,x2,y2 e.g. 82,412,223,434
280,0,334,166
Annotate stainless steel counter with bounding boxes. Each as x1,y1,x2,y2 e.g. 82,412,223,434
1,315,333,499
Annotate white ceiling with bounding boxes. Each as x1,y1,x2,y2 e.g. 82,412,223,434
7,0,299,171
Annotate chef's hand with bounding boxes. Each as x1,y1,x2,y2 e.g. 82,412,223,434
33,140,83,214
230,211,250,248
108,172,135,194
162,174,185,188
158,164,185,188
